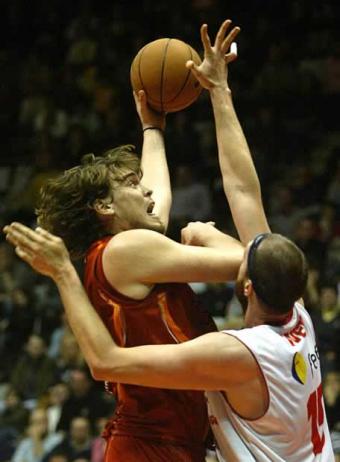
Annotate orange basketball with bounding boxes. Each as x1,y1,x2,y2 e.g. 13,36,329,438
130,38,202,113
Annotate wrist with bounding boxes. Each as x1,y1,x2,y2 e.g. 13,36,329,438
210,85,232,97
142,126,164,134
54,262,79,286
210,86,233,111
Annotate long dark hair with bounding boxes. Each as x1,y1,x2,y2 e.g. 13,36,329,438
36,145,141,259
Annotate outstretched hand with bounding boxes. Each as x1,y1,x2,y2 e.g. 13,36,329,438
186,19,240,90
133,89,166,131
3,222,72,282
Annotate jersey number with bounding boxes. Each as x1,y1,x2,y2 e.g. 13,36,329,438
307,383,325,454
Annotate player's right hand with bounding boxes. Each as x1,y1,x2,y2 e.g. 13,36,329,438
133,90,166,131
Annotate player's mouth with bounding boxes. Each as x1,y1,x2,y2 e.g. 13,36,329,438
146,201,155,215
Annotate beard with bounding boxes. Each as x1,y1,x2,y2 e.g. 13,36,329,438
235,277,248,315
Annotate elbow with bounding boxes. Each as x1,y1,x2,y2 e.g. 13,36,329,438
88,356,113,381
90,363,105,381
88,360,106,381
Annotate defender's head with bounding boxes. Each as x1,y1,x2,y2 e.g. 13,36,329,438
236,233,308,321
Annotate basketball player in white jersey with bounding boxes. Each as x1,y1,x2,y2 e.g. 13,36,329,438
4,19,335,461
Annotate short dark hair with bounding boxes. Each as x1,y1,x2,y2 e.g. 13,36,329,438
247,233,308,313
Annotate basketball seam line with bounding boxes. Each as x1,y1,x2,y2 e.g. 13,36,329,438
138,46,147,99
160,39,171,113
165,44,194,107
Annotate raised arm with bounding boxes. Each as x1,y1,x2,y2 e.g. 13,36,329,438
187,21,270,245
134,90,172,230
3,223,256,392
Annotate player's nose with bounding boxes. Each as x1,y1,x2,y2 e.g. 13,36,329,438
142,185,152,197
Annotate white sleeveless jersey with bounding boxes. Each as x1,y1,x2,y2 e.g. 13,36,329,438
206,303,334,462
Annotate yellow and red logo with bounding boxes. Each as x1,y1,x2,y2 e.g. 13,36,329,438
292,352,307,385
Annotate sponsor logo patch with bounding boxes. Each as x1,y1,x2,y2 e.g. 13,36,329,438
292,352,307,385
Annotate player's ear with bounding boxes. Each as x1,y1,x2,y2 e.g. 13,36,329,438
93,199,115,216
244,279,252,297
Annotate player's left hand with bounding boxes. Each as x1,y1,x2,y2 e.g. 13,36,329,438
133,90,166,131
3,222,72,282
186,19,240,90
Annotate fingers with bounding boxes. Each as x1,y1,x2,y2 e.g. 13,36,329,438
225,42,238,64
35,226,56,241
15,246,35,264
221,27,240,55
133,89,145,104
4,223,48,254
204,18,240,55
138,89,145,102
186,59,199,76
180,227,189,245
186,60,212,89
200,23,212,54
186,60,202,81
214,19,232,49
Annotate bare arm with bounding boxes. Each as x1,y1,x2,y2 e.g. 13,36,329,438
103,227,244,287
4,223,255,391
134,91,172,230
187,21,270,245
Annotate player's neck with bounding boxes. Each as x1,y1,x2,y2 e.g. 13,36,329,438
245,301,294,327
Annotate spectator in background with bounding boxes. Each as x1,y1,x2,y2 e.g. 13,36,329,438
324,42,340,96
0,286,34,382
327,159,340,213
11,407,63,462
46,453,69,462
319,202,340,243
48,313,72,360
43,416,93,462
57,368,112,434
303,265,321,311
0,386,29,435
170,164,212,236
90,417,106,462
0,387,29,461
10,137,62,216
44,383,70,435
33,98,69,141
268,184,306,238
293,216,327,270
323,370,340,431
10,334,57,406
291,164,324,208
311,283,340,373
55,332,85,383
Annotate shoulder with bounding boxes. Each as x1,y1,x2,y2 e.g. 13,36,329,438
223,325,278,357
105,229,167,255
103,229,177,269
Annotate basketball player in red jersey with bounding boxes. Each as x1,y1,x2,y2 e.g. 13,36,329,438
3,24,242,462
5,19,335,461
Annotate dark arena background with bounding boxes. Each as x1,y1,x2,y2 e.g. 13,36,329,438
0,1,339,460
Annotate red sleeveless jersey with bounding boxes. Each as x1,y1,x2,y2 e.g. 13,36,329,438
84,236,217,448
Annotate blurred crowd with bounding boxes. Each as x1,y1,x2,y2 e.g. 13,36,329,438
0,0,340,460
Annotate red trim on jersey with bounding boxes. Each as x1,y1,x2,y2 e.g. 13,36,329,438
220,333,270,421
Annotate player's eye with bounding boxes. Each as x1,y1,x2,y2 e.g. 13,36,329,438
126,178,140,187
